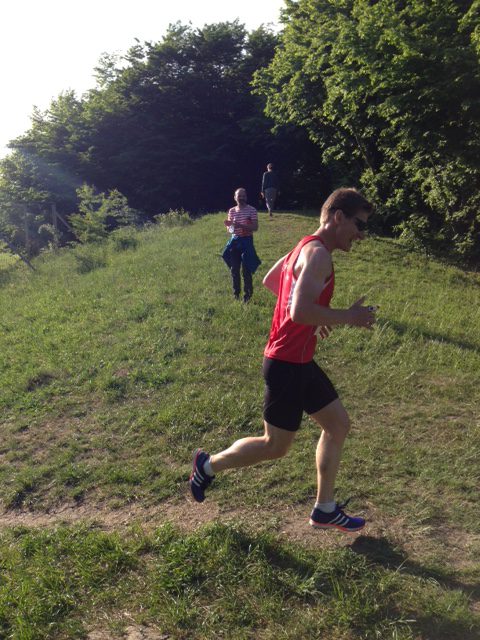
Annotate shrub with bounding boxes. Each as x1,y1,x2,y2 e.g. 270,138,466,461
109,227,139,252
70,185,141,244
154,209,193,228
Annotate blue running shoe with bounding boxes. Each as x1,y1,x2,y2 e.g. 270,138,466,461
309,499,365,533
189,449,214,503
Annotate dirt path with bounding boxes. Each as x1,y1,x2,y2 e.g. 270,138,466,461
0,493,396,550
1,493,478,572
2,495,478,639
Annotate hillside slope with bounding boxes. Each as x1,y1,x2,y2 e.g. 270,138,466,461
0,211,478,638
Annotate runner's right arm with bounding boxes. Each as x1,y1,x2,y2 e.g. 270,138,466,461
290,245,374,328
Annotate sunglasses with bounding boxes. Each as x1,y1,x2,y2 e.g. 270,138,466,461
353,217,368,233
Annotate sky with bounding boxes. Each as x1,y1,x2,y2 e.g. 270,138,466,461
1,0,285,159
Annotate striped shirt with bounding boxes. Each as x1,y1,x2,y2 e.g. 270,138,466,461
227,204,257,238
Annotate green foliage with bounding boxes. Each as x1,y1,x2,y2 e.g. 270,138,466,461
0,522,476,638
0,243,18,271
72,244,108,273
0,192,56,258
0,20,327,252
37,222,61,251
0,92,85,209
154,208,193,228
254,0,480,261
70,184,140,243
0,212,479,636
80,21,284,214
109,226,139,252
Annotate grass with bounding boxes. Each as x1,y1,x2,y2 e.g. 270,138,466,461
0,521,477,639
0,210,479,637
0,249,19,271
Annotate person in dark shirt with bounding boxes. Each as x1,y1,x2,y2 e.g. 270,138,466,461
261,163,280,217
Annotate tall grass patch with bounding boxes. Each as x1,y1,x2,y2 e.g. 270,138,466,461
0,522,476,639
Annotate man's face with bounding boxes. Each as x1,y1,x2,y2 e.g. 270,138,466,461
235,189,247,206
336,209,369,252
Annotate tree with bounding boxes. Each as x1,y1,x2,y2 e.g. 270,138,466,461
254,0,480,261
69,184,140,243
77,22,276,213
0,20,332,253
6,92,88,210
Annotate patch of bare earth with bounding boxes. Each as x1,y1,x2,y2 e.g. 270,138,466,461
88,625,170,640
3,493,479,629
1,493,478,574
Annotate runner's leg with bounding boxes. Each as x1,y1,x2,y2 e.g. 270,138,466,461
210,422,295,473
309,398,351,503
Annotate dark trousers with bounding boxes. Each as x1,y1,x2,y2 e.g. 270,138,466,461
229,241,253,301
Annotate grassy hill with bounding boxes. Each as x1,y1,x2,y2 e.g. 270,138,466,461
0,211,479,638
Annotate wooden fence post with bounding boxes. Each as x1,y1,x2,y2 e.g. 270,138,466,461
51,203,59,248
23,204,31,257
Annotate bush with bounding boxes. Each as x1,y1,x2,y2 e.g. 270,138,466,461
70,185,141,244
109,227,139,252
154,209,193,228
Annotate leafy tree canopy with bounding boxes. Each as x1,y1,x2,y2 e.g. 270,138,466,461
1,20,326,254
254,0,480,260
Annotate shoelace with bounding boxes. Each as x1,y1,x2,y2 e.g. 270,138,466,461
337,498,351,510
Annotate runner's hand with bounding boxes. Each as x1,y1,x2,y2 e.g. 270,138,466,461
315,325,332,339
348,296,376,329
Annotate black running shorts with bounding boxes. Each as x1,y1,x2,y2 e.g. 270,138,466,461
263,357,339,432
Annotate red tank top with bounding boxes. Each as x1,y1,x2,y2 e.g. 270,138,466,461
264,235,335,363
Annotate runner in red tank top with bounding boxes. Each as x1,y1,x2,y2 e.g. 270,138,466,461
264,235,335,363
190,188,377,533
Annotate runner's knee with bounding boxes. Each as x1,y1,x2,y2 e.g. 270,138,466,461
263,435,291,459
324,414,351,442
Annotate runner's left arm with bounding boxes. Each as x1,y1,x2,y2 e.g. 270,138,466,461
263,254,288,296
